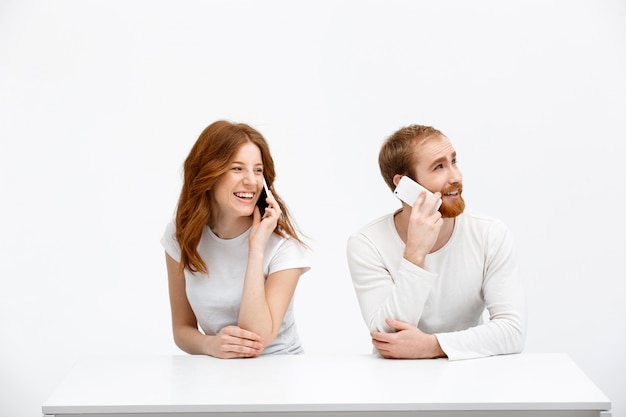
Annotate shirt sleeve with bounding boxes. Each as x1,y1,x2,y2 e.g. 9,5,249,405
160,219,181,262
436,222,527,360
346,231,437,333
267,237,312,277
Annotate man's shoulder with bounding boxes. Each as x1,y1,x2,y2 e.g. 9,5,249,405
352,212,396,237
462,210,501,224
462,210,504,224
347,212,398,257
459,210,509,237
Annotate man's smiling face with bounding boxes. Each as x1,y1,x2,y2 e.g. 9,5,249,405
411,133,465,218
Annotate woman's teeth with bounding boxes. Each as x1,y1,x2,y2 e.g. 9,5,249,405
234,192,254,199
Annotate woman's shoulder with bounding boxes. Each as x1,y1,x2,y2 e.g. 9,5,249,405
160,218,181,260
266,232,312,274
269,232,309,253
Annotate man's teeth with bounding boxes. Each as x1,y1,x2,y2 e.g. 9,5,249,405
444,190,458,196
235,192,254,199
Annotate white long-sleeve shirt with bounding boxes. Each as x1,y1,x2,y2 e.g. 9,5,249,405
346,210,527,360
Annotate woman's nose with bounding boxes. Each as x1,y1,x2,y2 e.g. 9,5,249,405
242,170,255,185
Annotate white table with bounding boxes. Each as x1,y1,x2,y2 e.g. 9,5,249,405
42,353,611,417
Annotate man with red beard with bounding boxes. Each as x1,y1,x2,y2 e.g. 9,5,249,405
347,125,526,360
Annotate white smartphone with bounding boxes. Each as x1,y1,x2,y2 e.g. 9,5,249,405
393,176,442,212
256,177,271,217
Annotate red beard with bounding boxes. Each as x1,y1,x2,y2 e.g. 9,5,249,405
439,184,465,218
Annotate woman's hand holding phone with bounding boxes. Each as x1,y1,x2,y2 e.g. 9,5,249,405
250,179,280,252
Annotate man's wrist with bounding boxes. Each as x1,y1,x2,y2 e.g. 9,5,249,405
403,251,425,268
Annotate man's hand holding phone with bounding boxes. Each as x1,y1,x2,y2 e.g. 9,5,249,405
394,176,443,267
393,176,442,213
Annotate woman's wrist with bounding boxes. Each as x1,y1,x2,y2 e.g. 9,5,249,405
247,247,264,263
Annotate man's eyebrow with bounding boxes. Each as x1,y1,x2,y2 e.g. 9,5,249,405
430,151,457,166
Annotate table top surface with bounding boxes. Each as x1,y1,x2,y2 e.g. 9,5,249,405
42,352,611,414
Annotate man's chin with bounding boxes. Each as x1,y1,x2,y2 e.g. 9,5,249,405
439,198,465,218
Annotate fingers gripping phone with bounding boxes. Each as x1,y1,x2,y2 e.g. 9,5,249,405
256,177,271,217
393,176,442,212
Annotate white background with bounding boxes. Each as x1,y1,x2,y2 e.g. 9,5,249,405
1,1,625,416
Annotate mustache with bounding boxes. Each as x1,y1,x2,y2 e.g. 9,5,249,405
441,184,463,195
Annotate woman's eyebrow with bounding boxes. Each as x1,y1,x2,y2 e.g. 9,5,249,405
230,161,263,167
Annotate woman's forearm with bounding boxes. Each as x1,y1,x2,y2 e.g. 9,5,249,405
173,324,213,355
238,250,275,345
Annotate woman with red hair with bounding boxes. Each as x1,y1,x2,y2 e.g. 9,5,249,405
161,120,310,358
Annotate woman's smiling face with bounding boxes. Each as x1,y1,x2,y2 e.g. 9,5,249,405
210,141,265,221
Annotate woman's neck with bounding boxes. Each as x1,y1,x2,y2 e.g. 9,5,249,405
210,215,252,239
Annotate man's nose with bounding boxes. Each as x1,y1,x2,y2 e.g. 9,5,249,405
449,166,462,184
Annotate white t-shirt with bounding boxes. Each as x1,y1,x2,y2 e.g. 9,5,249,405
161,219,311,355
347,210,526,360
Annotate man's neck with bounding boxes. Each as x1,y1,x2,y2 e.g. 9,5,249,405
394,208,456,253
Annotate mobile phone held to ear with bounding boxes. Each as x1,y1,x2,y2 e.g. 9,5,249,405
393,176,442,212
256,177,271,217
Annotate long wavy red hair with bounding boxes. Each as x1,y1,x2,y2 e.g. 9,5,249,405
175,120,304,274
